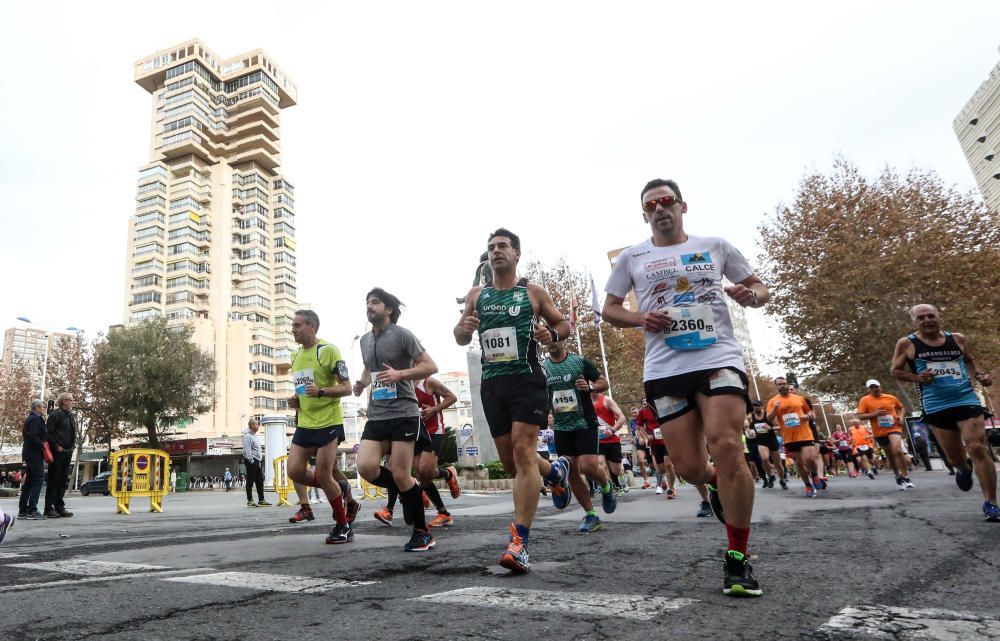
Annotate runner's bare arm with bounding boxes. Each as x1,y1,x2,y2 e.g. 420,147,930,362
454,287,483,346
605,397,627,431
603,292,671,332
956,333,993,386
426,377,458,411
529,284,571,346
890,337,925,383
380,351,438,383
353,366,371,396
724,275,769,308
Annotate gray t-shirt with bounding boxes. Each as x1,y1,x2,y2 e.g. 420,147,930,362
360,323,425,420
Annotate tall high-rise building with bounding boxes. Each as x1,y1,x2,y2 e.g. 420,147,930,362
125,39,299,438
954,48,1000,211
1,327,76,398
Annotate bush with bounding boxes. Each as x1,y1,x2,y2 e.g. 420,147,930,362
485,460,510,479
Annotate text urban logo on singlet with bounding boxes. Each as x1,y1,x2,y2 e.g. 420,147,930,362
480,303,511,314
681,252,715,272
508,306,521,316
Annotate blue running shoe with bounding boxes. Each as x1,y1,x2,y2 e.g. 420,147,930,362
956,467,974,492
983,502,1000,522
0,513,13,546
579,513,603,532
600,487,617,514
550,457,573,510
805,486,817,498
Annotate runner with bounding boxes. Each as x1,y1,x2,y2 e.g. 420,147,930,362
890,303,997,521
632,405,653,489
636,398,674,496
543,340,618,531
593,390,629,495
454,228,574,572
857,379,912,490
742,418,766,485
767,377,825,497
603,178,769,596
849,419,877,479
750,401,786,489
830,424,857,477
286,310,354,543
414,376,463,527
354,288,440,551
537,414,554,496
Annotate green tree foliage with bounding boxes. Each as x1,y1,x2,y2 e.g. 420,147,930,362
92,319,216,448
757,158,1000,404
524,258,646,407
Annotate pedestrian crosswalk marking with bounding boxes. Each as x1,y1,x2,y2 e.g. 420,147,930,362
0,552,26,559
414,587,697,621
0,568,215,593
162,571,377,594
819,605,1000,640
9,559,169,575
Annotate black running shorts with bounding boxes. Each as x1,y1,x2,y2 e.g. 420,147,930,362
923,405,985,431
292,425,345,448
481,371,548,437
599,441,623,464
415,433,444,456
362,416,422,442
554,426,600,457
784,440,815,454
644,367,751,424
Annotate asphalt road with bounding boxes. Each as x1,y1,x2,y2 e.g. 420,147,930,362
2,467,999,641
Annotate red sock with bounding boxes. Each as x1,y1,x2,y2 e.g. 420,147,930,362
331,495,347,525
726,524,750,555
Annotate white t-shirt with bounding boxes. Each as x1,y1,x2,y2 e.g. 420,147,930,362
604,235,754,381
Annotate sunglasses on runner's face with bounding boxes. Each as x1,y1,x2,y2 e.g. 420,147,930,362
642,195,681,213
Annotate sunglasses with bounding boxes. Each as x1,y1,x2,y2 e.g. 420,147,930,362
642,195,681,213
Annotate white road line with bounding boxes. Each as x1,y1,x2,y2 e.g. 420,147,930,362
0,552,27,559
162,571,377,594
8,559,169,575
0,568,215,592
820,605,1000,640
413,587,697,621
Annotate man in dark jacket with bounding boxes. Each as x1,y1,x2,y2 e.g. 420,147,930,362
45,393,76,518
18,400,48,520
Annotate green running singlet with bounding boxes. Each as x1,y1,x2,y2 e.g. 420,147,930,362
476,285,540,380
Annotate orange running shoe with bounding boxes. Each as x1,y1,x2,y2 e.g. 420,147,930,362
429,513,454,527
445,465,462,499
422,491,431,509
374,506,393,526
642,481,652,489
499,523,529,574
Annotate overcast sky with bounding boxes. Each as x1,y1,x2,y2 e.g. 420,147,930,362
1,1,997,379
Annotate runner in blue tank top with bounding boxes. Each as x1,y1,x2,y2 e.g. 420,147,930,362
891,303,997,521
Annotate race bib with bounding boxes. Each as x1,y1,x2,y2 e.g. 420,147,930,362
663,305,717,350
293,368,314,395
838,440,849,448
755,422,770,433
782,413,801,428
370,372,397,400
858,445,870,452
552,390,578,413
653,427,663,440
929,360,962,382
878,414,895,428
481,327,519,363
746,428,757,439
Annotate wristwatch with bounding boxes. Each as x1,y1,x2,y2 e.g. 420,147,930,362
317,388,325,398
749,290,759,307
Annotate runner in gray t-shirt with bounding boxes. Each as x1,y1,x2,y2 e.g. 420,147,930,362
353,287,439,552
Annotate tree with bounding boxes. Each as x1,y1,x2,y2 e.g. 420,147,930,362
92,319,216,448
757,158,1000,405
524,258,647,406
0,357,35,450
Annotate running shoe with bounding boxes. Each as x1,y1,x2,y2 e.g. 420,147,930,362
601,487,617,514
247,501,258,508
666,488,676,500
896,477,906,491
707,483,726,524
723,550,763,597
429,513,454,527
579,514,603,532
346,498,361,524
325,522,353,544
257,500,272,507
805,486,817,498
641,481,652,489
902,478,915,489
867,471,875,480
499,523,530,573
696,501,712,518
374,506,393,526
779,478,788,490
0,513,14,545
615,488,626,497
813,476,828,491
549,457,573,510
983,502,1000,522
655,485,664,495
404,528,436,552
956,467,974,492
445,465,462,499
23,511,46,520
289,506,314,524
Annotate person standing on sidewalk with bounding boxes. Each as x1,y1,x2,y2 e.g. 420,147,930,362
243,419,270,507
44,393,76,518
19,400,48,520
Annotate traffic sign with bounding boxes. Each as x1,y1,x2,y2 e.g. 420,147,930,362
135,455,150,471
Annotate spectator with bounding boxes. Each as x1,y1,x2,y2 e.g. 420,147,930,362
45,392,76,518
18,400,48,520
169,467,177,493
242,419,270,507
223,468,233,491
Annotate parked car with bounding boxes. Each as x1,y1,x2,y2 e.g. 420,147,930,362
79,472,131,496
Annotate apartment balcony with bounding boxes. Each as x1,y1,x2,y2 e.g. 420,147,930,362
228,105,279,130
226,119,279,143
225,133,280,159
228,146,279,171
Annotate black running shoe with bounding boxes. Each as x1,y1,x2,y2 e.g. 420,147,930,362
723,550,763,597
325,522,353,544
404,528,435,552
779,478,788,490
707,483,725,524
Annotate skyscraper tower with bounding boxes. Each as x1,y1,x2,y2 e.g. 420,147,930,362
125,39,299,437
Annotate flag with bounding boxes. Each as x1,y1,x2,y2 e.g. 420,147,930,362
589,273,602,327
569,281,579,332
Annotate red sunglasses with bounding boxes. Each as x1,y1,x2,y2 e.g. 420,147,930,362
642,195,681,213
